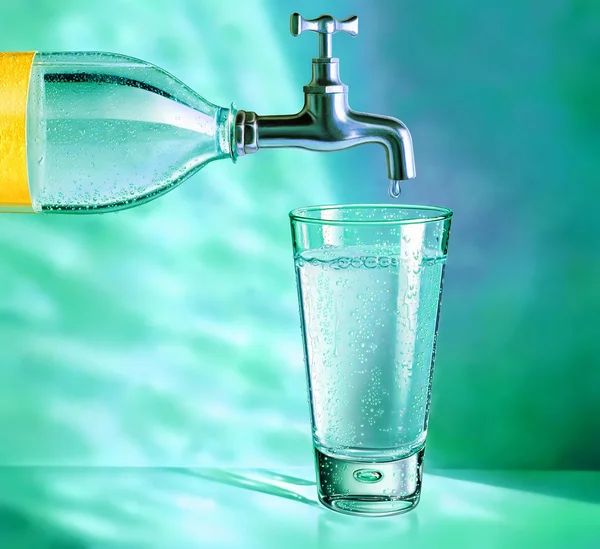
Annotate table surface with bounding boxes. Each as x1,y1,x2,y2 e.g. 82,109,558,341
0,467,598,548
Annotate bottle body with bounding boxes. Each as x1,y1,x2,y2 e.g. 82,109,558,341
0,52,235,213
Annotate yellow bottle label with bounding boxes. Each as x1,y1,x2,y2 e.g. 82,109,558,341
0,52,35,212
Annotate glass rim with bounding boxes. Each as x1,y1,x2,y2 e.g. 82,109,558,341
289,204,453,226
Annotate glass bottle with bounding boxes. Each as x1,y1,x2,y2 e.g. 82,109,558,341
0,51,237,213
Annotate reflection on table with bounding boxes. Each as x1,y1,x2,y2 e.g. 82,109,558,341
0,468,598,548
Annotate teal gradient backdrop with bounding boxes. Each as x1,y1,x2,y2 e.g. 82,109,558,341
0,0,597,472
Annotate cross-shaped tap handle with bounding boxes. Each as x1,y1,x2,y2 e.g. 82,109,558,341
290,13,359,58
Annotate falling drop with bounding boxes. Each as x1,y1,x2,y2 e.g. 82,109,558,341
388,179,401,198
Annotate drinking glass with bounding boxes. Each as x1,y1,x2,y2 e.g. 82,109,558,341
290,204,452,516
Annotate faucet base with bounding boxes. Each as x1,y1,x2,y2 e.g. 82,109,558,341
304,57,347,94
234,110,259,157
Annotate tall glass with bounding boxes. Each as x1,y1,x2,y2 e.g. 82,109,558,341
290,204,452,516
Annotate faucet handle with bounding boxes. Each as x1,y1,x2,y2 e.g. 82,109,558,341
290,13,358,58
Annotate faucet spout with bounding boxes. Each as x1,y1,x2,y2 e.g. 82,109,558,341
346,110,416,181
234,95,416,182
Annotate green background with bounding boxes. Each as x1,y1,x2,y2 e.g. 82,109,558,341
0,0,598,472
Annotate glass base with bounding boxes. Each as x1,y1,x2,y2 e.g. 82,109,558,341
315,446,424,517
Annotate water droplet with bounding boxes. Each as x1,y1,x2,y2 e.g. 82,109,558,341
388,179,401,198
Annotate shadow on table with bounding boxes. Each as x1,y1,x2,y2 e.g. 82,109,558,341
0,502,85,549
173,468,321,508
433,469,600,504
175,468,422,548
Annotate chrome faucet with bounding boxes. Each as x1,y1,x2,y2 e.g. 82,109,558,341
234,13,416,195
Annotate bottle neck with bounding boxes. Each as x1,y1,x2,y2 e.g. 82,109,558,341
217,103,238,162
